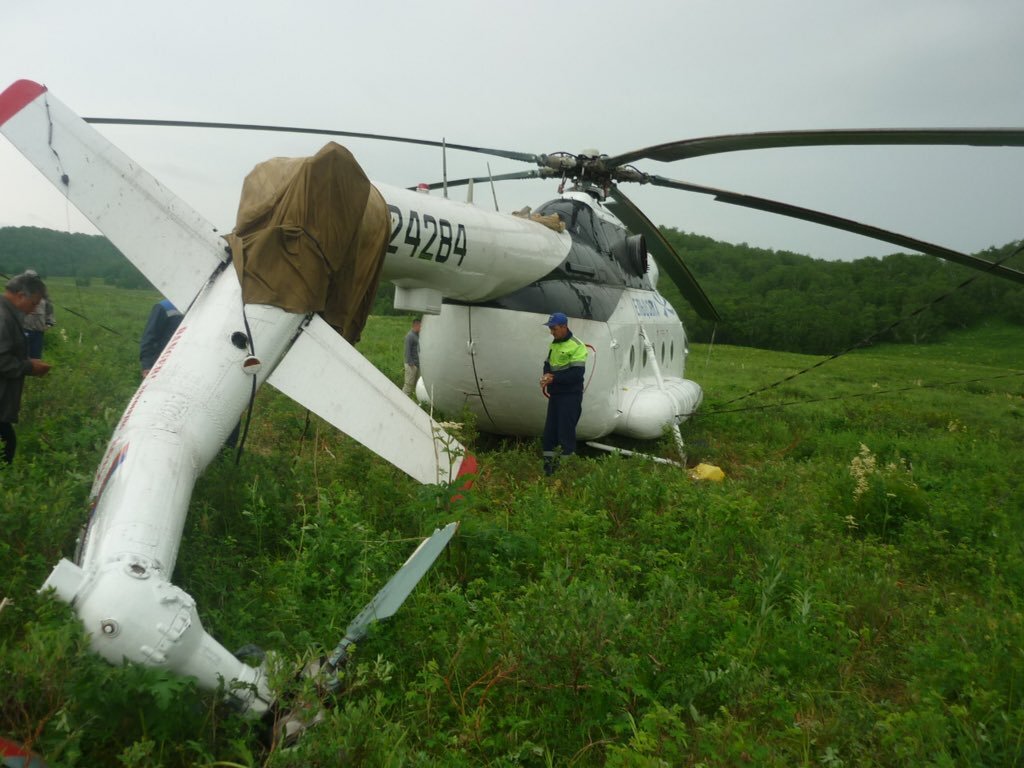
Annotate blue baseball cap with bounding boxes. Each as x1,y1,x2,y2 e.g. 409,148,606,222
543,312,568,327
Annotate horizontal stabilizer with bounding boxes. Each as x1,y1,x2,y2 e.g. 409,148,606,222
0,80,225,307
268,315,466,484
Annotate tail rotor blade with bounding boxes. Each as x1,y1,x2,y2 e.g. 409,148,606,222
325,521,459,674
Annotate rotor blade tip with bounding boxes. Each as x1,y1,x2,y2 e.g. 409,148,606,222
0,79,47,126
450,453,477,502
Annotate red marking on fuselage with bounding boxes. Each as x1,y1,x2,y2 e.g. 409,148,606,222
118,323,188,431
90,442,129,510
0,80,46,126
147,323,186,380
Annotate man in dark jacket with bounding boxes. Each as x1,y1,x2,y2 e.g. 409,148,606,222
402,317,422,397
540,312,588,476
0,273,52,464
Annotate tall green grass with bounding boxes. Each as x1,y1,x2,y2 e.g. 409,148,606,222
1,280,1022,766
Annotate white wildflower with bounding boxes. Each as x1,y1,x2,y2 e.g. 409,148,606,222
849,444,876,500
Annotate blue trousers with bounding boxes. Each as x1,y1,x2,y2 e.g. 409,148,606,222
25,330,44,359
542,392,582,458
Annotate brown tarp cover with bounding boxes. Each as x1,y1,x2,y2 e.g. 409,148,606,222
225,142,388,344
511,207,566,233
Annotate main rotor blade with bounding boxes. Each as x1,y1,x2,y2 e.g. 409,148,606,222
606,187,720,321
606,128,1024,167
83,117,541,165
413,169,548,192
647,174,1024,284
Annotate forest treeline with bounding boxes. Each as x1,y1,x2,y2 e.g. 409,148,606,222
661,228,1024,353
0,226,147,288
2,224,1022,355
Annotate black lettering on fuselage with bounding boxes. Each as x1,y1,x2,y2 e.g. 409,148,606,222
387,204,468,266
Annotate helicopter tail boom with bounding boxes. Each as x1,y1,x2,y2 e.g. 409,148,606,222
3,78,469,714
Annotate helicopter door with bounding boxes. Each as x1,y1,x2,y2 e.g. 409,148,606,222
463,305,547,436
419,305,491,427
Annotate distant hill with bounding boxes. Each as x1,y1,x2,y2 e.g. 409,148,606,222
0,226,147,287
2,224,1021,354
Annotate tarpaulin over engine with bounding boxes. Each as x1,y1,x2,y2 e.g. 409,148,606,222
225,142,388,344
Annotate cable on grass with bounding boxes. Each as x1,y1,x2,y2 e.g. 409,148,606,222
717,243,1024,407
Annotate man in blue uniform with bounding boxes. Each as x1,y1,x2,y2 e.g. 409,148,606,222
139,298,240,449
139,298,183,378
540,312,588,476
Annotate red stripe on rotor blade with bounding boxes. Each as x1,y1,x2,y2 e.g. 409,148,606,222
1,735,49,766
0,80,47,126
456,453,478,485
450,453,478,502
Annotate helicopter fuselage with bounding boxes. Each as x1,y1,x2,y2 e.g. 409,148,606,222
375,184,702,440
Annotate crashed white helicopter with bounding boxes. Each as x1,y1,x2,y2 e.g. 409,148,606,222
80,109,1024,444
4,78,1024,719
1,80,480,716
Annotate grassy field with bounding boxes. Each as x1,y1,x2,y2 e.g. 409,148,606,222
2,278,1023,766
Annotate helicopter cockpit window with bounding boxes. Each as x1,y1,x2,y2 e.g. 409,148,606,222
535,200,603,251
598,220,626,256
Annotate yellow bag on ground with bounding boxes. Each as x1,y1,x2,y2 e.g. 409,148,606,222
689,463,725,482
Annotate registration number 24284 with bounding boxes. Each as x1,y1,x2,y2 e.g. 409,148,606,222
387,205,468,265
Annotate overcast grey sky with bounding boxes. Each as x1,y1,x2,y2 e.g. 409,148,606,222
2,0,1022,261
